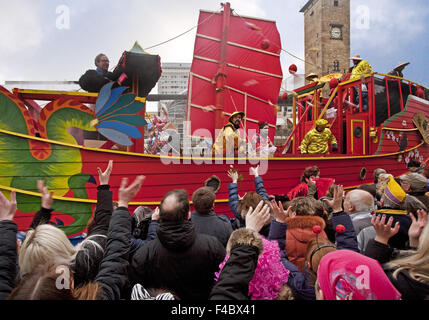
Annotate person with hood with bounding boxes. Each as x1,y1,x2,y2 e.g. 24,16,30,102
315,250,401,300
129,189,226,300
212,111,246,156
299,119,338,154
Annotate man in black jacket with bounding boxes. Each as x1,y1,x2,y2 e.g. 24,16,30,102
129,189,226,300
79,53,120,93
191,187,232,247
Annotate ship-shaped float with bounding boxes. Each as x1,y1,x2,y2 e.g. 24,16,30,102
1,3,428,237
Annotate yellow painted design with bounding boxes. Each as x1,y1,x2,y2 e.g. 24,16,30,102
0,127,425,161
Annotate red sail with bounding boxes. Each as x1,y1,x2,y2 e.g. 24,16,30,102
186,9,283,143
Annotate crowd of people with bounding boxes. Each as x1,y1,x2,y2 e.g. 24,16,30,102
1,159,429,301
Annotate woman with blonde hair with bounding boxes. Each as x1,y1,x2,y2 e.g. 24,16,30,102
9,175,145,300
19,160,117,288
364,209,429,300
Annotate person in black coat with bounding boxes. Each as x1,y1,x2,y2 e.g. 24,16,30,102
129,189,226,300
79,53,121,93
0,190,17,300
190,187,232,247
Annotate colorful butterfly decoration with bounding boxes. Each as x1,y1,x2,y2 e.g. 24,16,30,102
91,82,147,146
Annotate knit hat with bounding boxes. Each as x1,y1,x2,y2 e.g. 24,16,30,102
399,173,428,193
215,237,290,300
384,176,407,205
317,250,402,300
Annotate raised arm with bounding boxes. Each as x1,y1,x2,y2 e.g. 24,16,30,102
87,160,114,236
0,191,18,300
96,175,145,300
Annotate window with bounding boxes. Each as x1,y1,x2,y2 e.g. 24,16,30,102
334,0,339,6
333,60,340,72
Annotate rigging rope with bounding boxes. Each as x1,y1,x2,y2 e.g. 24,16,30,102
143,7,222,51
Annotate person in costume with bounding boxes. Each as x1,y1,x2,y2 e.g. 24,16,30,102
306,73,320,84
388,62,410,78
349,54,372,111
212,111,246,156
249,122,277,157
299,119,338,154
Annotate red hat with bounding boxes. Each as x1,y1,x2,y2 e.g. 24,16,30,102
318,250,401,300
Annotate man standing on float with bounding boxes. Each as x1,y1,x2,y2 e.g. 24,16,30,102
300,119,338,154
212,111,246,156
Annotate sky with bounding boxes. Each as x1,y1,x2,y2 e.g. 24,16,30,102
1,0,428,91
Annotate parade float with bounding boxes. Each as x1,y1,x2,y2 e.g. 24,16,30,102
1,3,428,238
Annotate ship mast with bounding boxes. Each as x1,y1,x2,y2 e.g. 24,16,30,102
214,2,231,131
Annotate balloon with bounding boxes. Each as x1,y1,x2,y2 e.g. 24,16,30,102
289,64,298,74
281,92,288,100
261,39,270,50
329,78,339,89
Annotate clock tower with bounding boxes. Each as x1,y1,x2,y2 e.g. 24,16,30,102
300,0,350,81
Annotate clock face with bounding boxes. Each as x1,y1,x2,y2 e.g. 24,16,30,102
331,27,342,39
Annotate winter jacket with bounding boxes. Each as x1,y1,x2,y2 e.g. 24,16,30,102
364,239,429,300
373,209,412,250
285,215,328,272
0,221,18,300
210,228,262,300
349,210,374,235
228,177,271,237
299,128,337,154
95,207,132,300
331,211,359,252
191,211,233,247
72,184,113,287
129,220,226,300
268,220,316,300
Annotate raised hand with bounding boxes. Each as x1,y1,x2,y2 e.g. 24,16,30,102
250,166,260,178
227,169,239,184
269,200,291,223
408,209,428,248
322,185,344,213
372,214,400,245
245,200,270,233
152,207,160,221
97,160,113,186
37,180,54,210
118,175,146,209
0,190,17,222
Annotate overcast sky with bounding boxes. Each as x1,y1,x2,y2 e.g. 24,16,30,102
1,0,428,89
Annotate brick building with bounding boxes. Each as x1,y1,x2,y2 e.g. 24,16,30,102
300,0,350,81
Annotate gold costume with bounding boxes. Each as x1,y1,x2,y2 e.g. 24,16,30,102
212,123,245,156
300,120,338,154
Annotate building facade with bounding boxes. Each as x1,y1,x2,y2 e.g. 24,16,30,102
300,0,350,80
157,63,191,138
